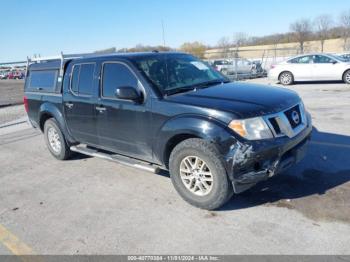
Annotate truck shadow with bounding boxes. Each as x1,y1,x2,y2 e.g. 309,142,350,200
220,128,350,222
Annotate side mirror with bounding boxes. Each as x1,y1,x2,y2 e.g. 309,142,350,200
115,86,141,102
332,61,338,64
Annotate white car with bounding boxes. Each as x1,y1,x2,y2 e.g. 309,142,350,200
268,53,350,85
338,53,350,62
0,72,8,80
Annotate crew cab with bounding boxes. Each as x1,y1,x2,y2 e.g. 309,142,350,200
24,52,312,210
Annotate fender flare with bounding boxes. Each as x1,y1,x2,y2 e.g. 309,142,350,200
38,102,76,144
154,114,236,165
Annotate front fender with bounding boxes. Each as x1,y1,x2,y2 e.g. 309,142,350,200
154,114,237,165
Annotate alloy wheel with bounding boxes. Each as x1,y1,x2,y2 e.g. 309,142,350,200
179,156,213,196
47,127,62,153
345,72,350,84
280,72,292,85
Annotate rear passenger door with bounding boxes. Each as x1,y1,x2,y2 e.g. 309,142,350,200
288,55,313,81
96,61,153,161
64,63,99,145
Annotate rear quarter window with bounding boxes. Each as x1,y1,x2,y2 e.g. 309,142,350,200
26,70,58,92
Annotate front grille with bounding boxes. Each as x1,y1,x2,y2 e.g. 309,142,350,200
284,105,301,129
268,117,281,134
265,103,306,138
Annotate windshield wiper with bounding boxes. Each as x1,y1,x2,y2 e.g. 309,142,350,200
194,79,230,89
165,86,197,96
165,79,230,96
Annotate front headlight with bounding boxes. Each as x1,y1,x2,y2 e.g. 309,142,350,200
228,117,273,140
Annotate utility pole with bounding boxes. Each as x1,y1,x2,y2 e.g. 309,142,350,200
161,19,166,47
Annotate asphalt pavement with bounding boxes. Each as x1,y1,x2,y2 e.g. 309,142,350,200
0,79,349,255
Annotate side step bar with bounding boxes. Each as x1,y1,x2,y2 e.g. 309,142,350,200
70,145,160,173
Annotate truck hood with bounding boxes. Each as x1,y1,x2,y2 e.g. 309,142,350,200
165,82,301,119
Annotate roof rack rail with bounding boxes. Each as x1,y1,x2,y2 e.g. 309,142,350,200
26,51,94,79
28,52,94,63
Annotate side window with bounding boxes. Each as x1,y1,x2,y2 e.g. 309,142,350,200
70,63,95,96
28,70,58,92
289,58,298,63
289,56,311,64
314,55,334,64
71,65,80,93
78,64,95,95
298,56,311,64
102,63,138,98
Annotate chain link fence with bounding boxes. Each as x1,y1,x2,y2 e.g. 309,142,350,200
204,47,300,80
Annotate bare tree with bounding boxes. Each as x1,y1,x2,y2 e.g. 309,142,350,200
271,34,283,62
217,37,231,57
232,32,247,52
290,19,312,53
231,32,247,79
314,15,333,52
339,10,350,51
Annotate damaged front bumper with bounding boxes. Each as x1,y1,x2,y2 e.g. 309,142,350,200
224,114,312,194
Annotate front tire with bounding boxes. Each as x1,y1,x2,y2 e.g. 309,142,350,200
44,118,71,160
220,68,228,75
343,70,350,84
279,71,294,85
169,138,232,210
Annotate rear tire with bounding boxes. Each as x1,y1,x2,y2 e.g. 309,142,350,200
343,70,350,84
44,118,72,160
279,71,294,85
169,138,232,210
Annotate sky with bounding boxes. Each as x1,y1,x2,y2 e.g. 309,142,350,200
0,0,348,62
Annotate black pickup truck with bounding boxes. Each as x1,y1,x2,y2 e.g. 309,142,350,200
24,52,312,210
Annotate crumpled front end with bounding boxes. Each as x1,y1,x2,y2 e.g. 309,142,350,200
224,112,312,194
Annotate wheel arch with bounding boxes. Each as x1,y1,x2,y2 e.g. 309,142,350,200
163,133,201,169
342,68,350,82
278,70,294,80
38,102,75,143
154,115,235,168
39,112,53,131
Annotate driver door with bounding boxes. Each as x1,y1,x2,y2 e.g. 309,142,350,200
96,61,153,161
312,55,340,80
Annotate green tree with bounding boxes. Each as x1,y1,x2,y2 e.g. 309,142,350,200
179,42,207,58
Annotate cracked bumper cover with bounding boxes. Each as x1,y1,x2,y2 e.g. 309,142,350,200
225,113,313,194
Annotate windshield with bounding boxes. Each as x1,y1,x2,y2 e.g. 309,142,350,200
131,53,228,95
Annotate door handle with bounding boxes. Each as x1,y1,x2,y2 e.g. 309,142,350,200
65,102,74,109
95,106,106,112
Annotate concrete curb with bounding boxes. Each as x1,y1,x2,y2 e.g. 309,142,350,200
0,102,23,108
0,116,29,129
